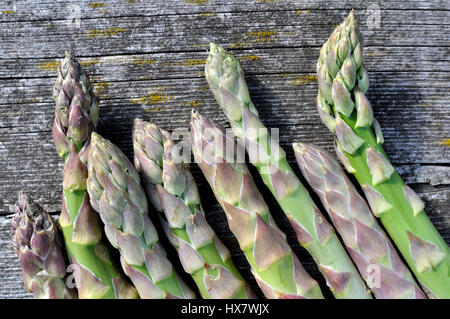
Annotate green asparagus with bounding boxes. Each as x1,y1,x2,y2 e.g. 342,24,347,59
205,43,370,298
87,132,196,299
293,143,426,299
133,118,255,299
315,10,450,298
12,192,78,299
52,52,138,299
191,110,324,299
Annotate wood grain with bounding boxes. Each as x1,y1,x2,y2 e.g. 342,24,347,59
2,9,450,60
2,0,449,24
0,0,448,298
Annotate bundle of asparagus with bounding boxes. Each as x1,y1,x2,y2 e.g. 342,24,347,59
12,193,77,299
133,119,255,299
191,110,324,299
87,132,195,299
9,9,448,300
315,11,450,298
204,43,370,299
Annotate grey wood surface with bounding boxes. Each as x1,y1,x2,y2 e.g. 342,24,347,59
0,0,448,299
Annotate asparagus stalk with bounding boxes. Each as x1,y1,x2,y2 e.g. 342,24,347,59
315,10,450,298
87,132,196,299
52,52,138,299
133,118,255,299
293,143,426,299
205,43,370,298
12,192,78,299
191,110,324,299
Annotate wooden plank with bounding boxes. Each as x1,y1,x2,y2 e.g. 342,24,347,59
396,165,450,186
2,46,449,80
2,70,448,112
1,71,448,163
1,9,449,59
1,0,449,24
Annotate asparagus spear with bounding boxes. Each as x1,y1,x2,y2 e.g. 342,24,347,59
12,192,78,299
87,132,196,299
315,10,450,298
133,118,255,299
52,52,138,299
205,43,370,298
293,143,426,299
190,110,324,299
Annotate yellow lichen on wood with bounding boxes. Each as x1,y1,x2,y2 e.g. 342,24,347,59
231,42,248,49
0,10,14,14
134,57,156,65
80,58,100,67
93,82,110,97
249,31,277,43
182,59,206,66
289,74,317,86
85,28,128,38
437,139,450,147
189,100,201,107
239,55,259,61
36,61,61,71
186,0,209,4
3,110,25,116
17,98,39,104
130,93,174,105
138,76,153,80
199,12,217,17
180,100,202,108
88,2,106,8
294,9,311,14
161,59,206,67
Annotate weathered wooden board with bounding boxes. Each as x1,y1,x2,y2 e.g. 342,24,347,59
2,9,450,60
0,0,449,299
3,47,449,80
1,0,449,24
1,71,448,167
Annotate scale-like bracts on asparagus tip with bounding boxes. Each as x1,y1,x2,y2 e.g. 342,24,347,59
87,132,196,299
12,192,78,299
